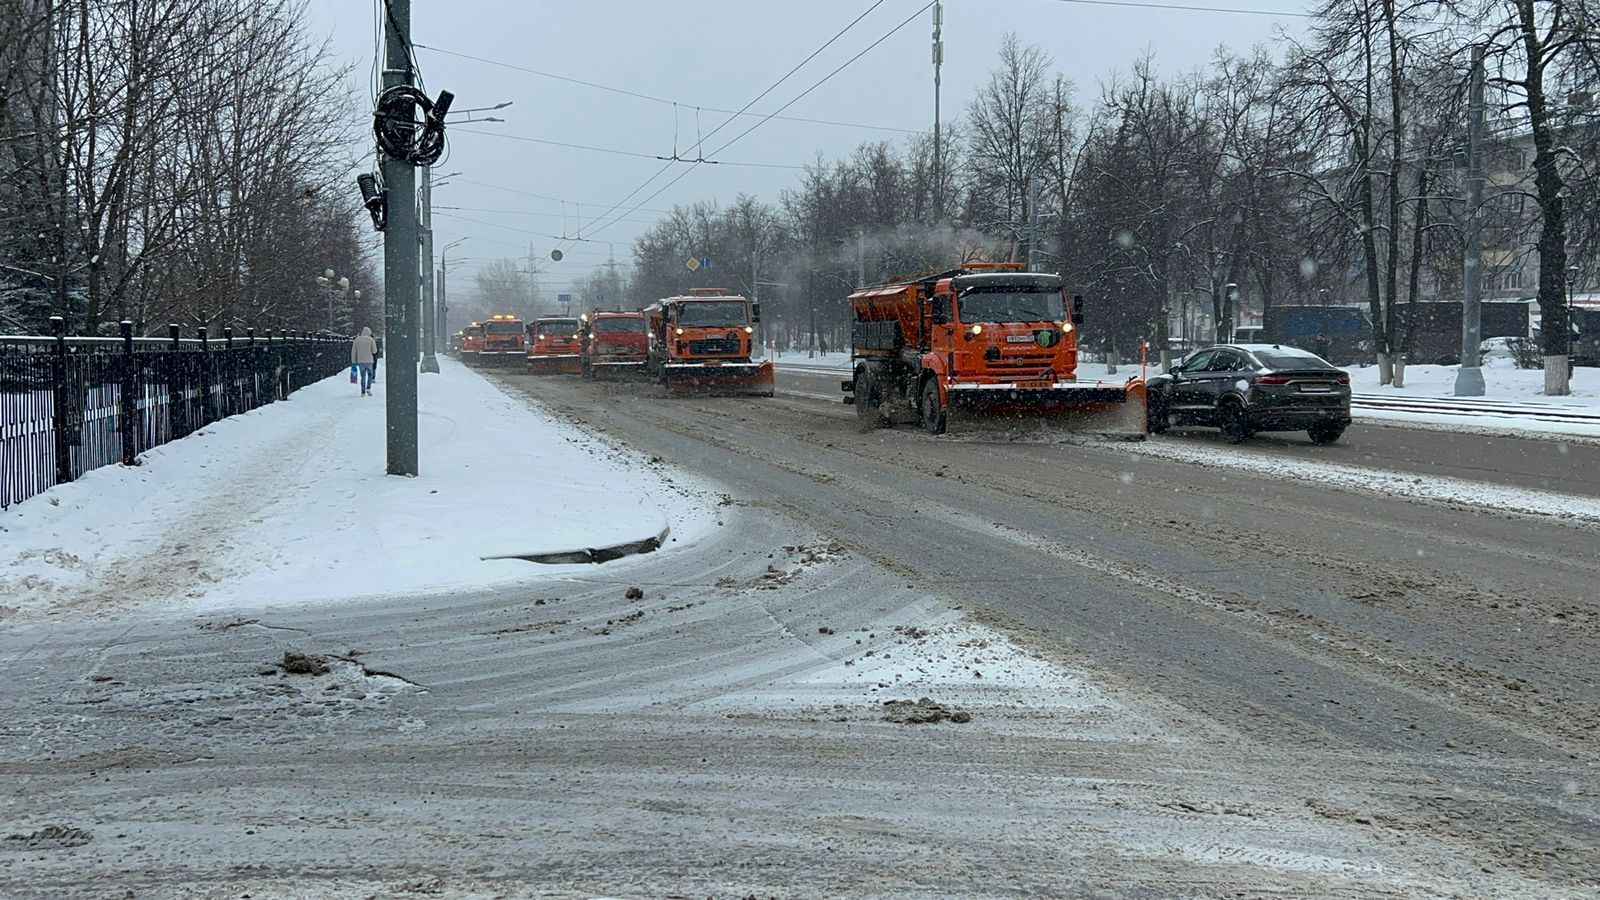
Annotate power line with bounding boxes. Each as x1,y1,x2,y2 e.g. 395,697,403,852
435,211,623,245
1038,0,1314,17
433,205,662,226
560,0,897,254
450,177,676,215
579,1,936,245
450,127,807,169
411,42,922,136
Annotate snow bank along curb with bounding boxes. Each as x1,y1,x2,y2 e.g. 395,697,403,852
1116,437,1600,526
0,358,719,619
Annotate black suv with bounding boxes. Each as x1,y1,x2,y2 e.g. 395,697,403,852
1147,344,1352,444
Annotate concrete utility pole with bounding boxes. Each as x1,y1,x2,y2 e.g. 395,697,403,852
931,1,944,222
1456,45,1486,397
418,169,440,374
381,0,419,475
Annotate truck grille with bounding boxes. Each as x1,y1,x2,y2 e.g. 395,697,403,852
689,338,740,356
987,354,1054,371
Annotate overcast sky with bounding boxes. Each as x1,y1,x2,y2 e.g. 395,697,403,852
303,0,1310,295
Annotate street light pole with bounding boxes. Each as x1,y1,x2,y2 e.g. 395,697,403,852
931,1,943,222
419,170,439,373
439,239,468,347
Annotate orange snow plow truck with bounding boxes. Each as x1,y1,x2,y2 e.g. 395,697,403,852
580,311,649,379
526,316,583,374
478,314,525,365
644,289,774,396
844,263,1146,438
459,322,486,358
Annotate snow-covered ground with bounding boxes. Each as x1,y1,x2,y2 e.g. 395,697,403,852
1352,358,1598,400
0,358,716,620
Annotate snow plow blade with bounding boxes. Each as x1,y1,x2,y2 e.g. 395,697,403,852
943,379,1147,440
586,361,648,380
663,361,775,397
527,355,582,375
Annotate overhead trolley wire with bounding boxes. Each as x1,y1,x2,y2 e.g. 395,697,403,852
576,0,937,246
555,0,897,255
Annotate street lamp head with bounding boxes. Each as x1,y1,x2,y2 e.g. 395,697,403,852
324,268,335,280
353,289,361,300
338,276,350,291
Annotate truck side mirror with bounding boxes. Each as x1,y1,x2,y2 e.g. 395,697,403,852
1071,294,1085,326
931,295,951,326
931,312,948,326
751,303,761,324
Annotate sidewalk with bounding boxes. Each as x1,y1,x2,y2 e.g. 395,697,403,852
0,358,715,620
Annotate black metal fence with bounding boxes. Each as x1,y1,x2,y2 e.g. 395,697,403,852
1,318,348,510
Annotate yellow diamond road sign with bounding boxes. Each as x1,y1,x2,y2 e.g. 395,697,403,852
685,257,701,272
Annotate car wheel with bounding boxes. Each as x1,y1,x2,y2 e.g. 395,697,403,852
1146,392,1169,434
920,378,947,436
1219,401,1253,444
1308,420,1347,445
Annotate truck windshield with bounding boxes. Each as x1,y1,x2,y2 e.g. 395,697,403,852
594,317,645,333
485,322,521,335
536,321,579,337
678,301,748,327
957,287,1065,324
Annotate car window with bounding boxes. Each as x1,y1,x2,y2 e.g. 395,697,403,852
1253,350,1336,370
1180,349,1215,371
1203,351,1239,372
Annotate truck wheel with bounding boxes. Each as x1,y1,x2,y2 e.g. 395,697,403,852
854,369,888,430
919,379,946,436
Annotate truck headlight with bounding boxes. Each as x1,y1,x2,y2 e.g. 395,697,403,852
676,327,684,336
744,326,754,334
970,324,983,336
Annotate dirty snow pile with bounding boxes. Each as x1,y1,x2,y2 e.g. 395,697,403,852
0,358,715,618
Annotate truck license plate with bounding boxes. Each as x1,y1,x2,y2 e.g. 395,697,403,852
1014,380,1051,389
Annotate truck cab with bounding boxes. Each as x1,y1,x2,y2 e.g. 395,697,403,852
580,311,649,378
527,316,583,374
643,289,774,395
482,314,525,362
460,322,486,358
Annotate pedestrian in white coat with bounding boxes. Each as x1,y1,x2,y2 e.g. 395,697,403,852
351,327,378,395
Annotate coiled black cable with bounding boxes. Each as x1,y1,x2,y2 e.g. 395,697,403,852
373,85,451,167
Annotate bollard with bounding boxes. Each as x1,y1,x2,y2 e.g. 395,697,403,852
120,321,137,466
168,323,180,350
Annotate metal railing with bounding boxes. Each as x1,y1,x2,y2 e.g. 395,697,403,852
1,318,348,510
